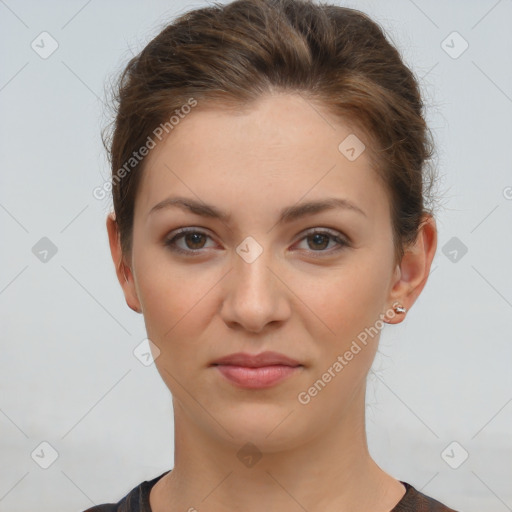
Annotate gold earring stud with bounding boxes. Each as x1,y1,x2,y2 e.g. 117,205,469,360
393,304,407,314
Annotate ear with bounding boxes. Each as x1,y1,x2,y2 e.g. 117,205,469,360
106,212,142,314
384,214,437,324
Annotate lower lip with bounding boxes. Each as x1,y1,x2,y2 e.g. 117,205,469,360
214,364,301,389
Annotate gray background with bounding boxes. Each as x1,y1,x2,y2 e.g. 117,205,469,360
1,1,511,511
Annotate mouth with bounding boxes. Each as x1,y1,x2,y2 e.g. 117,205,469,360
211,351,301,368
211,351,303,389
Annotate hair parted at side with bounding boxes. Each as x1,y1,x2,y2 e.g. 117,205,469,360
102,0,438,266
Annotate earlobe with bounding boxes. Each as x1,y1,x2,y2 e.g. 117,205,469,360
106,212,142,314
121,265,141,314
384,214,437,324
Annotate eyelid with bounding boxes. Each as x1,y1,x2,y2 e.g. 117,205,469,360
299,226,348,242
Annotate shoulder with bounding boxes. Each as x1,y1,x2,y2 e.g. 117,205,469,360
81,492,132,512
83,506,118,512
394,481,461,511
81,470,171,512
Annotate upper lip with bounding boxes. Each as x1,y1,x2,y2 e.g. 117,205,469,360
211,351,301,368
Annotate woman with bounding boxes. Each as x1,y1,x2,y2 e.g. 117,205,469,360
87,0,459,510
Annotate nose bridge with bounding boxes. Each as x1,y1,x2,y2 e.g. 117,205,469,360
222,237,288,331
235,248,273,300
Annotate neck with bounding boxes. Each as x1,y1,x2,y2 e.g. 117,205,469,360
150,382,405,512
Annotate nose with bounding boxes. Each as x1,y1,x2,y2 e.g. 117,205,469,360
220,246,291,333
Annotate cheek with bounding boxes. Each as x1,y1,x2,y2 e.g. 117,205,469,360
294,257,389,344
292,262,389,411
132,246,221,351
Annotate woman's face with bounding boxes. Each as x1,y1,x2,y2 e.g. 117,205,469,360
114,93,411,450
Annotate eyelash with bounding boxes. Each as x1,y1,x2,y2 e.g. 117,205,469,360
163,227,350,257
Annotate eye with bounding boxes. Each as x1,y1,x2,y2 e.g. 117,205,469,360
293,228,349,254
164,227,350,257
164,228,217,255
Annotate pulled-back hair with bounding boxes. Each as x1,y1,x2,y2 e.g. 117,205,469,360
102,0,437,266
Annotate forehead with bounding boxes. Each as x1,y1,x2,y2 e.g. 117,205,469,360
135,93,389,222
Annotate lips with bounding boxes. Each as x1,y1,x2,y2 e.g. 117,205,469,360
211,351,302,389
211,351,301,368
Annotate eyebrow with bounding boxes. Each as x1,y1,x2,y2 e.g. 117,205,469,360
148,195,367,223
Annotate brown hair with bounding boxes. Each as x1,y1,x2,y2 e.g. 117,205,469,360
102,0,438,266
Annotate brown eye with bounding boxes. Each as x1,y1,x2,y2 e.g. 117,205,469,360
306,233,330,250
164,229,216,255
183,232,207,249
294,229,349,254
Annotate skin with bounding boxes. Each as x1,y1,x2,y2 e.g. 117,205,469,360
107,92,437,512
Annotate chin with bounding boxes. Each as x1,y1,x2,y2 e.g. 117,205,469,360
214,405,308,452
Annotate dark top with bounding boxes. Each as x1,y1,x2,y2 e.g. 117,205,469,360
83,470,460,511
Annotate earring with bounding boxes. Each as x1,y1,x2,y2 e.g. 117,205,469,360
393,304,407,314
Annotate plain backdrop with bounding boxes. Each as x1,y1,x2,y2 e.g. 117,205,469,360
1,1,511,511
